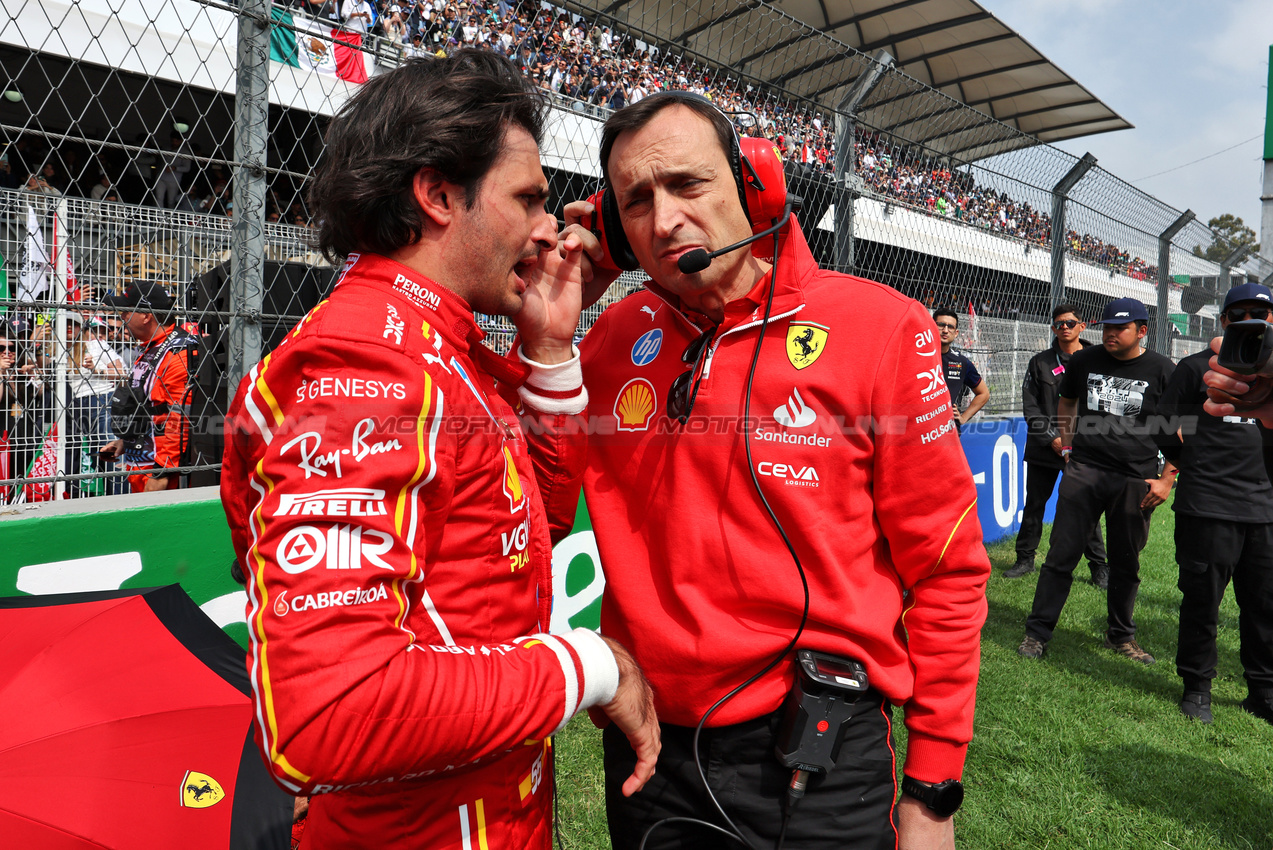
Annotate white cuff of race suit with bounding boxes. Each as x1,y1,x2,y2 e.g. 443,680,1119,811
559,627,620,710
517,344,588,415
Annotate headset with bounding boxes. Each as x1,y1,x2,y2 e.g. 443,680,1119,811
582,91,790,273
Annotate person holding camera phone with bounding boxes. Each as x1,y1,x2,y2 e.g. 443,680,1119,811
558,93,990,850
1157,283,1273,725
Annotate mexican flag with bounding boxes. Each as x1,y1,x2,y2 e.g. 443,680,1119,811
24,423,58,502
270,8,369,84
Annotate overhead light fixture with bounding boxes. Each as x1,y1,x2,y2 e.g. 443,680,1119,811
172,119,190,134
2,86,21,104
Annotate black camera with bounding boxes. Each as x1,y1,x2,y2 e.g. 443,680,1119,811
1216,319,1273,377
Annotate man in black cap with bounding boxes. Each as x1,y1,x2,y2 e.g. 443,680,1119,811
1157,282,1273,724
1007,303,1109,584
101,280,200,492
1018,297,1176,664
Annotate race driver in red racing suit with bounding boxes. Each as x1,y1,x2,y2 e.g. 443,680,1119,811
220,51,658,849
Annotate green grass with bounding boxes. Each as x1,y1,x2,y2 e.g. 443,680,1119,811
554,496,1273,849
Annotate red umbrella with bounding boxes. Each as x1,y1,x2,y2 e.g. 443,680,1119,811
0,585,292,849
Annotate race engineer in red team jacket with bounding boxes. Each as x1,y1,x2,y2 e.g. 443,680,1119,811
560,94,990,849
220,51,658,849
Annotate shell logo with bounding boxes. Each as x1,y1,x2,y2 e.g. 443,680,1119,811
614,378,657,431
502,445,525,514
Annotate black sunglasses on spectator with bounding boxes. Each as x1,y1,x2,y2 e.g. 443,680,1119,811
1052,319,1081,330
666,327,714,425
934,322,958,331
0,343,15,352
1227,307,1272,322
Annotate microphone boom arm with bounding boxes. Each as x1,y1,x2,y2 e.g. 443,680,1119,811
677,195,802,274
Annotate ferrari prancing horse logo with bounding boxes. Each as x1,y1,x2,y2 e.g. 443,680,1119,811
786,322,829,370
181,771,225,808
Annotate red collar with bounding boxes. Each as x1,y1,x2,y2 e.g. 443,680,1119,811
332,252,529,386
334,252,483,353
139,323,175,351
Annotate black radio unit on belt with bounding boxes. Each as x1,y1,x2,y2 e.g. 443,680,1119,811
773,649,871,810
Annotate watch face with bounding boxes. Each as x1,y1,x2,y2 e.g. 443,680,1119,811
931,780,964,817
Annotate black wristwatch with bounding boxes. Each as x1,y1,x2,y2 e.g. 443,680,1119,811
901,775,964,817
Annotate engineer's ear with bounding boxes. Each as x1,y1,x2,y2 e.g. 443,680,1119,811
412,168,462,229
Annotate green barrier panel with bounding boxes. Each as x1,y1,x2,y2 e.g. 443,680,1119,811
1,487,606,646
0,489,246,645
550,498,604,633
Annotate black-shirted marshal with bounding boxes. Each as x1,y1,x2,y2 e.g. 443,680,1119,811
1157,348,1273,523
1057,344,1175,479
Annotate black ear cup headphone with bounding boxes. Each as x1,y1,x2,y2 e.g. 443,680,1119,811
584,91,790,272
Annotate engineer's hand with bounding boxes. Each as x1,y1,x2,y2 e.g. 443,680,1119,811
1050,437,1064,456
562,198,623,310
897,795,955,850
594,635,660,797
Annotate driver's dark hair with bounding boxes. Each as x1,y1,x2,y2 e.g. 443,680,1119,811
932,307,959,328
310,49,546,261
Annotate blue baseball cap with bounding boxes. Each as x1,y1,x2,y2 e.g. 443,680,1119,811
1093,297,1148,325
1221,282,1273,312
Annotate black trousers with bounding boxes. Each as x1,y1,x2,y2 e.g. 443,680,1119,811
603,696,897,850
1026,460,1154,644
1175,512,1273,695
1016,460,1108,566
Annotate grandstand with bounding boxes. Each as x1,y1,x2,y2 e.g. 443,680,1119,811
0,0,1260,497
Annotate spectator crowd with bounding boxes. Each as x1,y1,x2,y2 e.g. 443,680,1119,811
855,134,1158,279
283,0,1162,280
0,0,1161,302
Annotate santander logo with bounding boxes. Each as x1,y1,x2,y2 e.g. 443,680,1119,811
774,388,816,428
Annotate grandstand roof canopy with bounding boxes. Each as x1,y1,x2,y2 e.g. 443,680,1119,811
580,0,1132,161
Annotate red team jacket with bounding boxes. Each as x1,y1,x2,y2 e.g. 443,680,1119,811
576,220,990,782
221,254,616,848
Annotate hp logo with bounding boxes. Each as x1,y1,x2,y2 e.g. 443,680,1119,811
631,329,663,366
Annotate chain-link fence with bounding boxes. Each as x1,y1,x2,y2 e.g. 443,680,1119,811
0,0,1262,499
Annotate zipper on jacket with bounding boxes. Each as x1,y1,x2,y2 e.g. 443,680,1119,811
700,305,804,382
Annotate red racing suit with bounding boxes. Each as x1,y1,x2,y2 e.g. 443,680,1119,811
573,219,990,783
221,253,617,848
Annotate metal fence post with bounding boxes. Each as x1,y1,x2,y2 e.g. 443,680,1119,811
53,199,68,500
834,49,893,274
229,0,270,396
1155,210,1195,353
1219,243,1253,291
1048,153,1096,310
